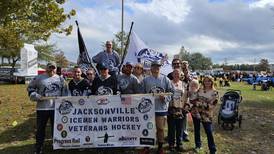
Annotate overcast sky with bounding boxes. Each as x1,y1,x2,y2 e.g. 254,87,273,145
50,0,274,65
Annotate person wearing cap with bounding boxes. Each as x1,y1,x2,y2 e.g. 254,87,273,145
92,40,121,76
91,62,118,95
133,63,145,82
27,62,68,154
141,60,174,154
117,62,141,94
68,66,91,96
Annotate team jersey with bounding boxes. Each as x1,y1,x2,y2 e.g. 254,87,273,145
91,75,118,95
68,78,91,96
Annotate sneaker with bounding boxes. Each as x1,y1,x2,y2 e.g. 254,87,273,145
139,147,150,154
157,148,164,154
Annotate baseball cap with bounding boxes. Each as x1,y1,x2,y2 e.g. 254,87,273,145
97,63,108,70
125,62,134,67
46,62,56,69
151,60,162,67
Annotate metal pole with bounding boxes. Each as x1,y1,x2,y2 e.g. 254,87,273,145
121,0,124,56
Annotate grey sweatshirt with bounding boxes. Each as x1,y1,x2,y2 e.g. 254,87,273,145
92,50,120,73
117,74,142,94
27,73,68,110
141,74,174,116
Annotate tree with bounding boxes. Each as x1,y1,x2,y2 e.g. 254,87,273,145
0,0,75,69
35,43,60,62
257,59,270,72
111,31,128,56
55,51,69,68
179,46,191,62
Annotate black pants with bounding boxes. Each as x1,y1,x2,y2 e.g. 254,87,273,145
35,110,54,151
167,115,183,146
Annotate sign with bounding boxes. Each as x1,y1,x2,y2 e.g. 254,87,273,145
53,95,156,149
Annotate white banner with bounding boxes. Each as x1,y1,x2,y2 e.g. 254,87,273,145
53,95,156,149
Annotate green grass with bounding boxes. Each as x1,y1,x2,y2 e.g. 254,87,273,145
0,82,273,154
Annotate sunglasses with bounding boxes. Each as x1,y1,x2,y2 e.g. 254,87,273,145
172,63,181,65
87,73,93,75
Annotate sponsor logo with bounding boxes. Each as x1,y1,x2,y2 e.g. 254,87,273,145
98,132,114,143
143,114,149,121
85,136,91,142
57,124,63,131
61,130,67,138
96,97,110,105
59,100,73,115
61,116,68,123
118,136,137,142
140,138,155,145
142,129,149,136
78,98,85,105
147,122,153,130
54,139,71,145
137,98,152,113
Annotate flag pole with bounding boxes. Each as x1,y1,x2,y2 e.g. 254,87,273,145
121,0,124,58
119,21,134,72
75,20,99,76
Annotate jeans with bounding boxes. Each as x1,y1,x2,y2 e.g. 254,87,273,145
35,110,55,151
167,115,183,146
192,116,216,154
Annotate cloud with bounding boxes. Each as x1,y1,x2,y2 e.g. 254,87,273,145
50,0,274,65
249,0,274,8
127,0,191,23
184,35,239,53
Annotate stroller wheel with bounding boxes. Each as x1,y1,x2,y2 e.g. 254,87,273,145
238,115,243,128
230,123,234,131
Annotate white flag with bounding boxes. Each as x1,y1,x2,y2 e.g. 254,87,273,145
124,31,170,70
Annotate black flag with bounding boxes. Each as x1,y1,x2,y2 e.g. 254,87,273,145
76,21,98,75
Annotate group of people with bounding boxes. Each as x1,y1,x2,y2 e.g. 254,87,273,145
27,41,219,154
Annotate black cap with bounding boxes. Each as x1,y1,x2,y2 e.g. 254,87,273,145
97,63,108,70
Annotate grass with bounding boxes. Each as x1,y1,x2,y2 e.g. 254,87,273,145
0,82,273,154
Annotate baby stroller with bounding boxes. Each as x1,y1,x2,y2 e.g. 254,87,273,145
218,89,242,130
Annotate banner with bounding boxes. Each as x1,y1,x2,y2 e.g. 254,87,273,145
123,31,172,74
53,95,156,149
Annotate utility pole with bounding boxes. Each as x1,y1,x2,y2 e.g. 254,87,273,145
121,0,124,56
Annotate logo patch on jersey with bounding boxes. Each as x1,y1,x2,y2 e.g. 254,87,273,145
119,78,129,90
97,86,113,95
149,86,165,93
44,83,60,96
72,89,82,96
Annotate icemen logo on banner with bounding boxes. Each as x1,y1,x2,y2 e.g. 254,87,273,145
53,95,156,149
123,31,170,70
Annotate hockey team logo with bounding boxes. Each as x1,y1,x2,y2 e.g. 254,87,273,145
137,48,165,62
137,98,152,113
44,83,60,96
59,100,73,115
96,97,110,105
72,89,82,96
119,78,129,90
97,86,113,95
150,86,165,93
